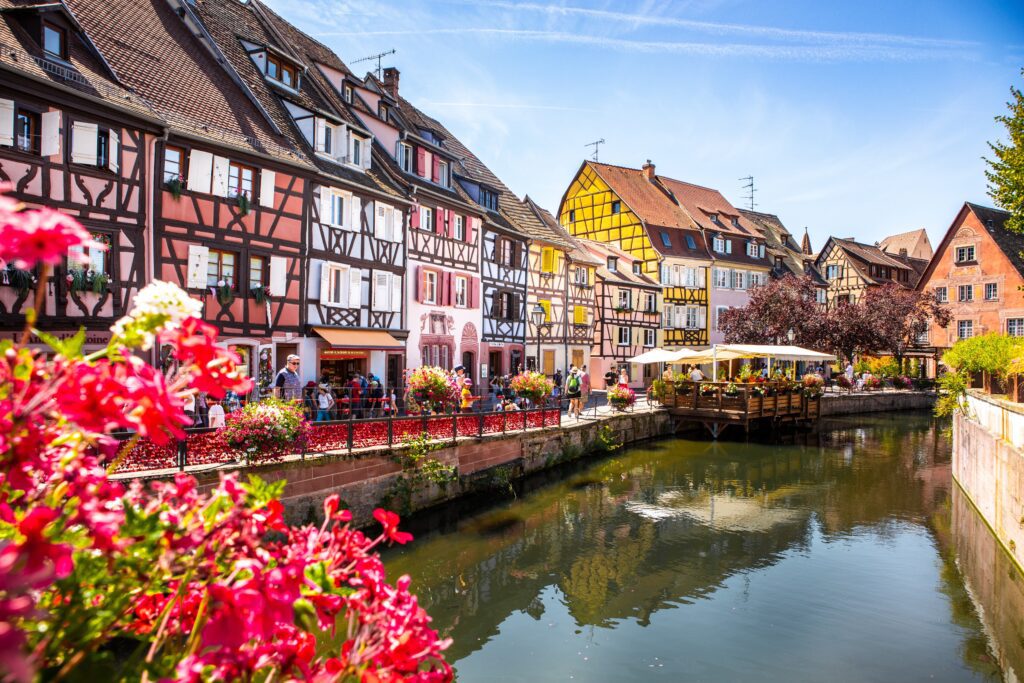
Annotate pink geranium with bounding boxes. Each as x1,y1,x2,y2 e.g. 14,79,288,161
0,206,100,269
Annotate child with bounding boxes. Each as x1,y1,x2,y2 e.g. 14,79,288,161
460,378,476,413
207,399,226,429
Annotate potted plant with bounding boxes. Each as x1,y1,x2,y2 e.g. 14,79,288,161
221,397,310,464
4,264,35,296
165,174,185,199
607,384,636,410
509,370,554,406
801,373,824,398
675,375,693,395
237,192,251,215
215,279,234,306
406,365,460,412
251,284,270,304
724,382,739,397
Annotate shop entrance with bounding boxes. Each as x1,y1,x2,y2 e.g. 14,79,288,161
510,349,522,375
489,350,503,378
386,353,404,392
319,350,368,388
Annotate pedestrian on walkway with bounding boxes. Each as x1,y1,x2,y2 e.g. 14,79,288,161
274,355,302,401
566,368,583,417
207,399,226,429
317,384,335,421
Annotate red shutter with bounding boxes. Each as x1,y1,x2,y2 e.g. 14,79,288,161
440,271,450,306
410,204,420,229
435,207,444,235
432,156,440,183
444,209,452,237
470,276,479,308
415,148,426,176
467,216,477,243
415,265,423,303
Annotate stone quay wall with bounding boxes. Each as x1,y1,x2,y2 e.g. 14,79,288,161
820,390,936,416
953,391,1024,574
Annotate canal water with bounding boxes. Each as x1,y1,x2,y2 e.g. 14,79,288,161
383,413,1024,682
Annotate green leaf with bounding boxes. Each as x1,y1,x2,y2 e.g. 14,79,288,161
35,327,87,359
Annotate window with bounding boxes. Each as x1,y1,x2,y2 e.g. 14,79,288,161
709,213,719,225
985,283,998,301
266,54,297,87
611,200,621,214
438,160,449,188
480,188,498,211
825,264,840,280
747,241,759,258
731,270,745,290
498,291,515,320
228,162,255,198
617,289,631,309
573,305,587,325
617,327,630,346
633,262,642,275
935,286,948,303
163,145,185,185
14,107,39,154
955,245,975,263
714,268,728,289
68,231,111,277
1008,319,1024,337
398,142,413,173
378,103,389,122
454,215,466,241
351,137,362,166
574,266,588,285
644,329,655,347
497,239,514,267
684,306,700,329
539,299,552,322
732,217,741,228
660,232,672,248
42,22,66,60
816,288,827,304
713,237,725,253
454,276,468,308
541,247,555,273
958,285,974,302
569,209,575,222
96,128,109,169
343,84,353,103
644,292,656,312
249,255,266,289
958,320,974,339
420,206,433,231
323,189,346,227
423,270,438,304
207,249,237,289
607,257,617,273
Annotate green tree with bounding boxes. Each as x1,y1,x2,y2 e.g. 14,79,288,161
985,70,1024,233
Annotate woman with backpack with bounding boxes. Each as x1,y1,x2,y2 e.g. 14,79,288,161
565,367,583,418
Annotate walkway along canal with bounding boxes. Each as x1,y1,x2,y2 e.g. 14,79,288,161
383,413,1024,682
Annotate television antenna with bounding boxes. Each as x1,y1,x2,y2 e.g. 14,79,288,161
585,138,605,162
351,49,396,79
740,175,756,211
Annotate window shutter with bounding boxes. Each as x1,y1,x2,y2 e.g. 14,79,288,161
186,245,210,289
269,256,287,297
347,132,356,165
443,209,452,237
470,276,479,308
40,111,60,157
186,150,213,194
348,268,362,308
698,267,706,288
410,204,420,230
467,216,477,243
319,262,332,305
415,266,423,303
373,271,388,310
314,118,326,153
211,156,230,197
334,124,347,162
431,155,440,182
389,207,402,242
725,240,732,254
441,271,452,307
317,186,328,226
350,196,362,232
434,207,444,235
108,130,119,172
759,244,766,258
71,122,98,165
698,307,707,329
0,99,12,146
259,170,276,208
375,203,388,240
360,137,372,169
390,273,402,313
415,147,426,176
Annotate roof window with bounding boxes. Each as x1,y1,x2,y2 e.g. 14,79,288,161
42,22,67,60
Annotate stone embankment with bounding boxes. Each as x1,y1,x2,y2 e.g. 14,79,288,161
820,389,935,415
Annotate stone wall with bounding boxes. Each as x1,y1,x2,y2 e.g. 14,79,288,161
953,391,1024,574
820,391,935,416
195,410,671,526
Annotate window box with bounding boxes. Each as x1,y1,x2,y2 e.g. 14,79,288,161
66,269,109,295
236,192,251,216
250,284,270,304
3,264,35,296
165,175,185,200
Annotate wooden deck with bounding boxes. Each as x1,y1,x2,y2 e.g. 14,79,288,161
655,381,821,438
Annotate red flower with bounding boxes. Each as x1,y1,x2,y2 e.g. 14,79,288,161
0,206,99,269
162,317,253,399
373,509,413,545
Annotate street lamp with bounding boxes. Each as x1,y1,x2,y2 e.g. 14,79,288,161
530,303,546,373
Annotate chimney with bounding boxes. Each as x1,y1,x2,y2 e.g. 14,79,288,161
382,67,400,98
899,247,908,257
642,159,655,181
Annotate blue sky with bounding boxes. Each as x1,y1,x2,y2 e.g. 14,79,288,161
265,0,1024,251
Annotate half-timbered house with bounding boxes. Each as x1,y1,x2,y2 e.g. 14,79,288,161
740,209,828,304
580,240,661,389
186,0,411,389
815,236,927,306
0,0,162,352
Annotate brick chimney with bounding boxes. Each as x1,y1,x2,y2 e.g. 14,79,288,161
642,159,655,181
382,67,400,98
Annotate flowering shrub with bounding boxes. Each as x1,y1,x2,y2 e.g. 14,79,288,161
406,365,458,412
0,194,451,682
608,385,636,408
221,398,310,463
895,375,914,390
834,373,853,391
509,371,553,404
801,373,825,397
863,375,883,390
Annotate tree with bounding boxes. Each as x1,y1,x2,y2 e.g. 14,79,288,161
818,299,878,365
862,284,951,370
718,275,825,346
985,70,1024,234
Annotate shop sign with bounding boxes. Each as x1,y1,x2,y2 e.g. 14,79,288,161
4,330,111,348
320,349,369,360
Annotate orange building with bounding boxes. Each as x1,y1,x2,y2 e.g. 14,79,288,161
917,203,1024,363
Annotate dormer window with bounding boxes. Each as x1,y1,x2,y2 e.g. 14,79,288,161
480,187,498,211
731,216,740,228
709,213,719,225
607,257,617,273
378,103,389,122
397,142,413,172
343,84,353,103
42,22,66,60
746,241,759,258
351,136,362,166
632,262,642,275
437,159,449,188
266,54,297,88
611,200,621,214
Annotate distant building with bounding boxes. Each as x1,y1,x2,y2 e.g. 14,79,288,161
740,210,827,304
815,237,928,306
880,229,933,261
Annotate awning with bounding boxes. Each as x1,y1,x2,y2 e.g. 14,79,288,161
714,344,835,362
313,327,404,350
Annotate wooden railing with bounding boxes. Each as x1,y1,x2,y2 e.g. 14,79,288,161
654,381,820,420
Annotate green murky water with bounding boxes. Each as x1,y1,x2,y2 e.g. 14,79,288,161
384,413,1024,682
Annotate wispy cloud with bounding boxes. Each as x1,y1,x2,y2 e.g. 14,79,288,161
313,27,976,62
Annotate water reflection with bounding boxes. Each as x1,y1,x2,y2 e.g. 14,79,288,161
385,413,1019,682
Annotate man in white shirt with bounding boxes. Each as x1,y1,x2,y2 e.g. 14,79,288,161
689,365,705,382
207,400,226,429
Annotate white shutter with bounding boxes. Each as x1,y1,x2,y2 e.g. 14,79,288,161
390,274,402,313
374,204,387,240
319,262,332,305
70,122,98,165
372,271,389,310
187,150,214,194
260,169,276,208
698,267,706,288
725,240,732,254
0,99,12,146
395,139,403,167
211,156,230,197
107,130,119,173
759,244,766,258
347,133,355,165
186,245,210,289
40,111,60,157
698,307,707,330
360,137,372,169
314,118,326,153
348,268,362,308
350,195,361,232
390,207,403,242
317,186,328,226
269,256,287,296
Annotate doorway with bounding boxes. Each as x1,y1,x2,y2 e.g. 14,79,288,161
489,350,503,379
510,349,522,375
542,350,556,375
386,353,404,393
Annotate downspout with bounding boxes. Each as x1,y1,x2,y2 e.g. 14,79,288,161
145,126,170,365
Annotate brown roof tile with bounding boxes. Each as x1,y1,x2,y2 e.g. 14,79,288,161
588,162,692,230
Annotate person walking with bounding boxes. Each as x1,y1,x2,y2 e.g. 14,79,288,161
207,399,226,429
689,365,705,382
566,368,582,418
604,368,617,390
273,355,303,401
580,365,591,409
316,384,335,421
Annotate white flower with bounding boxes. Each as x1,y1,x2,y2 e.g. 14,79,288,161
217,280,226,288
111,280,203,350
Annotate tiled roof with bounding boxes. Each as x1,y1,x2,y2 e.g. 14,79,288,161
832,238,910,270
656,176,760,237
825,237,923,287
587,162,692,230
968,203,1024,278
61,0,302,164
879,228,930,257
740,208,819,281
644,225,709,261
579,240,659,287
523,196,587,252
0,0,157,121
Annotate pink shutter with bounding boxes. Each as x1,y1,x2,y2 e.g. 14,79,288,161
467,216,477,243
410,204,420,230
415,148,426,176
444,209,452,237
470,276,479,308
415,266,422,302
435,207,444,235
432,156,440,183
440,271,451,306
